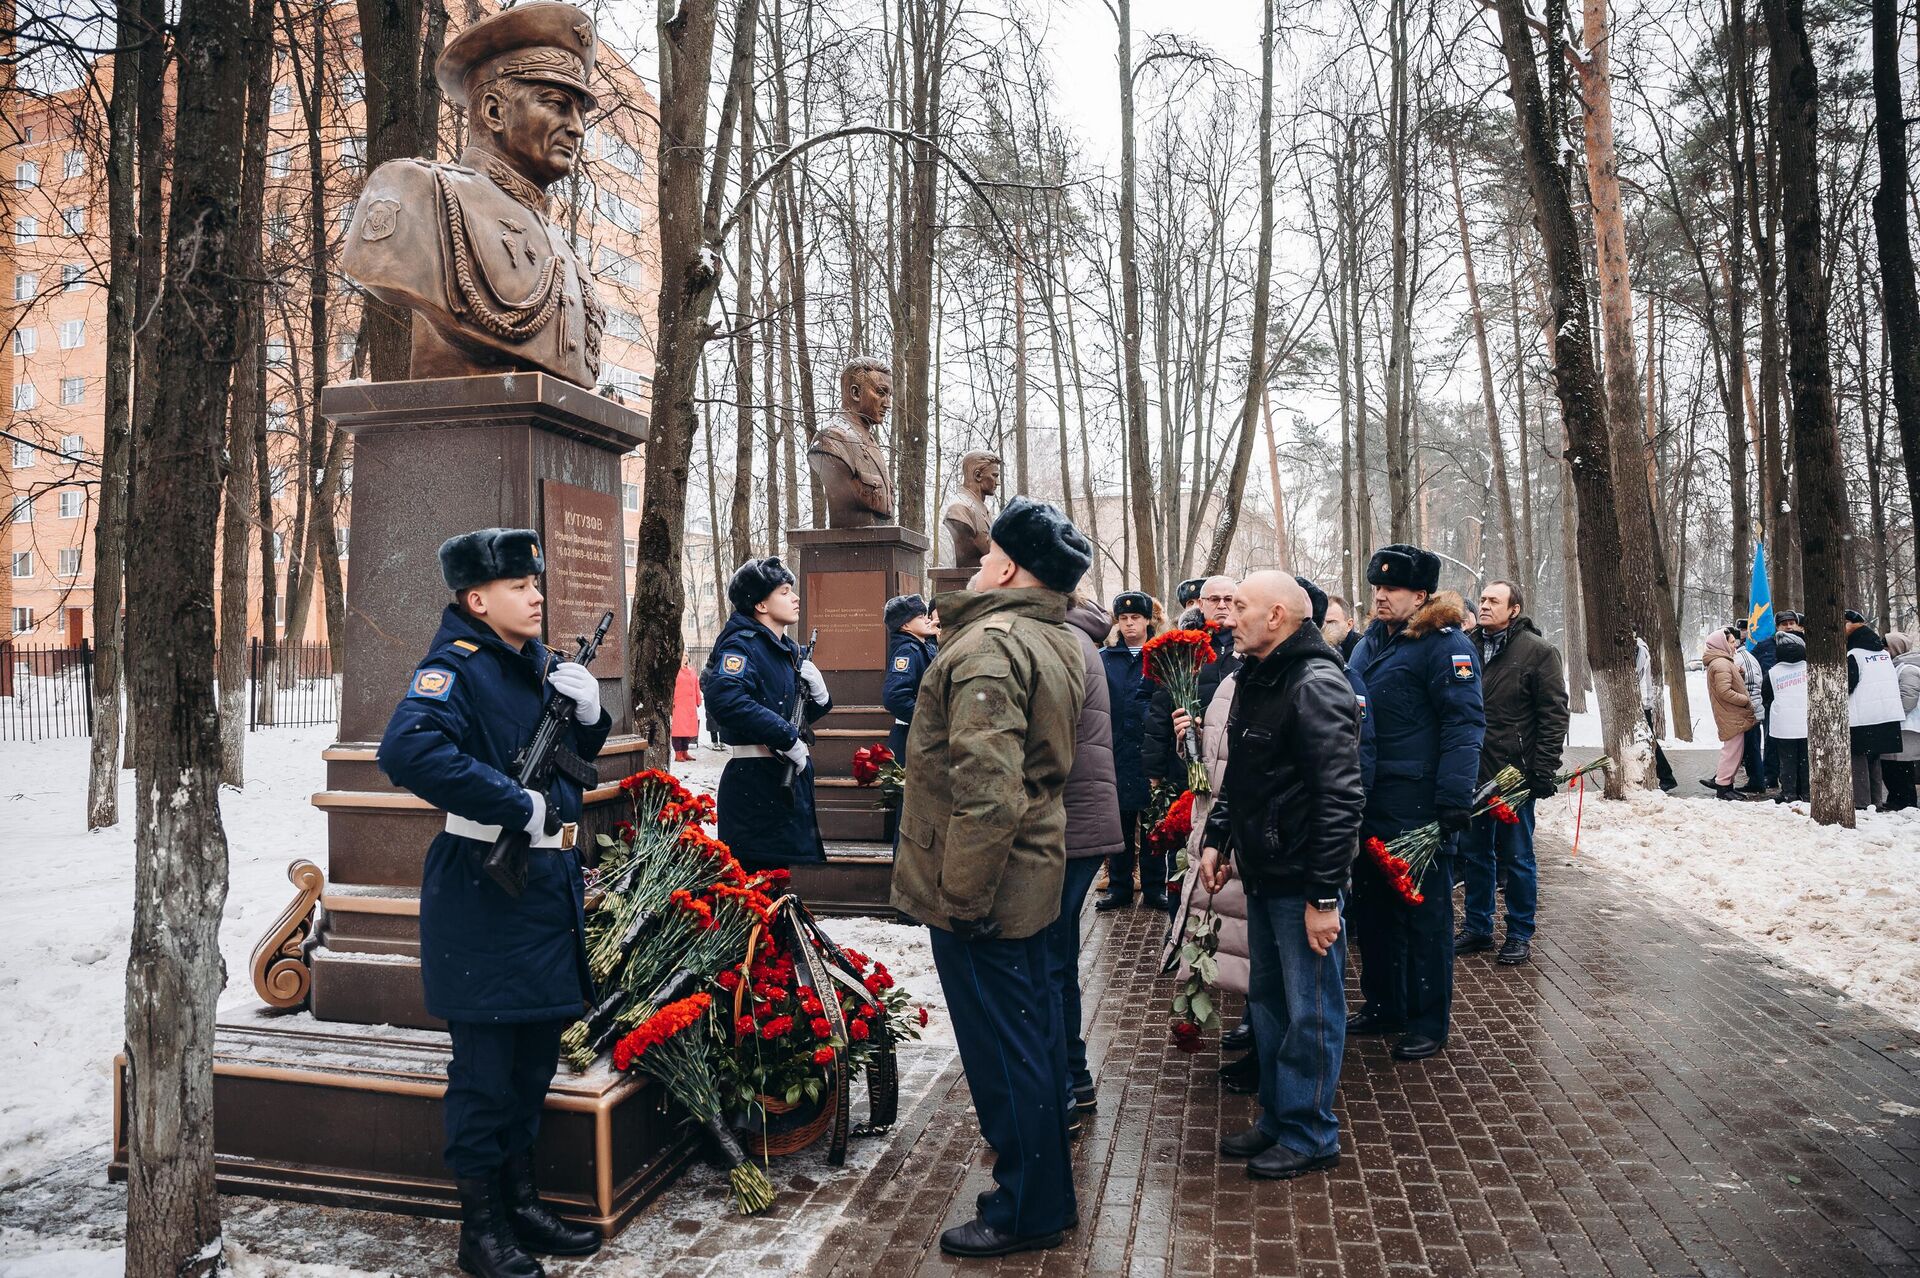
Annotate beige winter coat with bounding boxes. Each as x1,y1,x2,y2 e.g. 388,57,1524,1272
1162,674,1250,996
1705,632,1758,741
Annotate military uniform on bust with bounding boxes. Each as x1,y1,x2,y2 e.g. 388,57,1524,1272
341,2,605,390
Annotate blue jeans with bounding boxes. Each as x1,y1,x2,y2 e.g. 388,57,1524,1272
928,925,1077,1236
1044,856,1104,1099
1244,891,1346,1160
1460,804,1538,942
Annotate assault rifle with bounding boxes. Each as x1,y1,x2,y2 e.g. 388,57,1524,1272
778,628,820,802
482,610,615,897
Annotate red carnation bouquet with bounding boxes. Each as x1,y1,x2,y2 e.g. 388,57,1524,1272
851,742,906,811
1142,628,1217,793
612,993,775,1214
1149,789,1196,853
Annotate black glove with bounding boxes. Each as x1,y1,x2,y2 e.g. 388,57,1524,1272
1528,774,1558,799
1436,806,1473,836
950,916,1002,942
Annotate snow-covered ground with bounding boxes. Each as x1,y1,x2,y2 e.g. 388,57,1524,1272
1537,789,1920,1029
1568,668,1713,748
0,731,949,1275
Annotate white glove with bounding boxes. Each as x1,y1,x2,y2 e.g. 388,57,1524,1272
780,739,810,769
799,659,830,708
522,789,549,835
548,661,602,723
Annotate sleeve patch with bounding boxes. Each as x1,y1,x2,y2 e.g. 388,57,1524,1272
1451,654,1477,681
721,653,747,674
893,655,911,672
409,668,456,700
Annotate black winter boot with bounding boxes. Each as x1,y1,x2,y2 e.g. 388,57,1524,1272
455,1177,544,1278
500,1152,602,1257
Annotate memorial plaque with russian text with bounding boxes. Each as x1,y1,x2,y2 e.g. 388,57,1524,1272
541,480,625,676
806,570,887,670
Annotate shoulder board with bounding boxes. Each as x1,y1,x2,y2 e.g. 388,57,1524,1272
449,639,481,657
983,617,1015,632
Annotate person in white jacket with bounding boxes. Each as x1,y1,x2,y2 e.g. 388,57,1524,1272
1882,632,1918,810
1764,631,1810,804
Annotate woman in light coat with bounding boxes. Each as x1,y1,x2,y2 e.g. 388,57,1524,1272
1704,629,1758,799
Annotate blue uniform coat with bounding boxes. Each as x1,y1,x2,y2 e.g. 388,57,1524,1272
1101,645,1157,812
703,611,832,867
1346,594,1485,838
883,631,936,757
376,605,612,1024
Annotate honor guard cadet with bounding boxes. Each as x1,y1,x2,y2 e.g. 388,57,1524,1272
882,593,939,757
376,528,609,1278
703,557,833,868
1344,544,1485,1064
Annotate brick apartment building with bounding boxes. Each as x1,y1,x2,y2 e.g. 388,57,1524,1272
1,6,660,650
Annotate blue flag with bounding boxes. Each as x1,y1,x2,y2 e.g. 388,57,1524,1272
1746,542,1774,648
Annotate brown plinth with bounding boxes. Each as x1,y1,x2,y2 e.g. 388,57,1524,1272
109,1005,698,1237
929,566,973,598
788,527,926,877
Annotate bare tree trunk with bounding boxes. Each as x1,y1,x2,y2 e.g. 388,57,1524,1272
1494,0,1645,796
1204,0,1274,574
1448,142,1521,579
1345,128,1375,579
121,0,249,1261
1115,0,1159,595
1380,0,1414,542
1765,0,1853,826
355,0,426,381
88,0,147,825
729,83,757,570
1870,0,1920,585
1012,229,1029,498
1559,419,1589,713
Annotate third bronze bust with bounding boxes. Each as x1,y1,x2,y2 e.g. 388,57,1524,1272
942,450,1001,568
808,357,896,528
341,2,604,388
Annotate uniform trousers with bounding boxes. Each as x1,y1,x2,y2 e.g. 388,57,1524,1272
928,925,1077,1237
1348,851,1455,1042
443,1018,570,1179
1043,857,1104,1101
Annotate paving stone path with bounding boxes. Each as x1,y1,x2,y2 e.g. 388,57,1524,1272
9,830,1918,1276
802,831,1920,1278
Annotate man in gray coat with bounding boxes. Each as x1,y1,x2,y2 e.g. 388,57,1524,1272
1049,599,1125,1134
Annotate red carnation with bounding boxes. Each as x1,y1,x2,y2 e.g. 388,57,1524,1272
811,1017,833,1038
716,970,741,992
850,1019,870,1041
812,1047,835,1065
1170,1021,1203,1053
917,1007,930,1027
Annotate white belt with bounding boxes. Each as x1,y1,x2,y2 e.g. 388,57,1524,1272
731,743,775,759
893,719,910,727
446,813,576,850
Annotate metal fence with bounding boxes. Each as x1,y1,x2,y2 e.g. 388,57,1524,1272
0,638,343,740
0,640,95,741
248,639,341,730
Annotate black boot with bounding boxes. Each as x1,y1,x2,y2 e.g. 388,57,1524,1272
500,1152,601,1257
1140,850,1171,911
455,1177,544,1278
1094,886,1134,911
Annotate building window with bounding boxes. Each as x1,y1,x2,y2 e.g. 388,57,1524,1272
14,161,38,188
266,339,289,368
339,72,364,104
336,526,349,557
337,200,357,235
271,83,292,114
62,150,84,180
61,264,84,291
342,136,365,171
58,320,84,350
336,332,357,362
13,273,37,301
13,383,37,411
268,147,293,178
622,482,640,512
11,551,33,579
9,496,31,524
58,490,82,519
597,133,647,180
13,216,37,245
267,213,291,244
12,327,36,356
605,309,643,342
60,377,83,405
60,206,86,236
57,547,81,577
60,433,83,458
273,531,286,562
11,607,32,634
10,440,33,468
624,539,636,567
268,401,289,431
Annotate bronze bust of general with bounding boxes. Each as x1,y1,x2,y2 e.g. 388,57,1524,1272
341,2,604,389
943,450,1001,569
808,357,896,528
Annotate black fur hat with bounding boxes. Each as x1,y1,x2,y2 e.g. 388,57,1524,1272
1112,591,1154,619
1295,575,1329,628
1175,578,1205,607
439,527,544,592
885,593,930,631
1366,543,1441,594
989,497,1093,594
728,556,796,614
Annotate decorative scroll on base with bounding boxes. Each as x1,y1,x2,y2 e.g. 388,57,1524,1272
251,859,326,1009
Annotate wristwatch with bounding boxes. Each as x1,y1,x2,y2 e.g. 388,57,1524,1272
1309,896,1340,912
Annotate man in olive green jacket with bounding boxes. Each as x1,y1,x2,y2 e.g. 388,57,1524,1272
893,497,1090,1260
